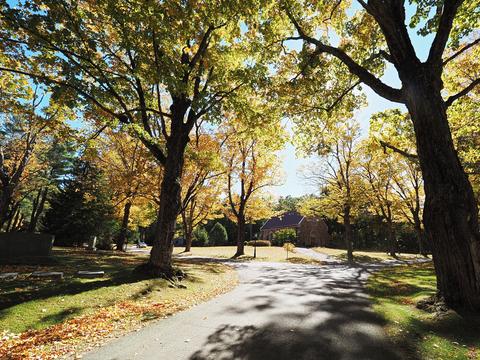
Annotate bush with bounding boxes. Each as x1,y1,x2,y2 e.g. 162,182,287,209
272,228,297,246
245,240,271,247
192,227,209,247
283,242,296,259
209,222,228,246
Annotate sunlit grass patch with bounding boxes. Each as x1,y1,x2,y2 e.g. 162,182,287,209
173,245,320,263
366,263,480,359
313,247,428,263
0,248,238,359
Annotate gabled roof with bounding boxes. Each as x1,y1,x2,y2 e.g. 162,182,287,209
260,211,304,231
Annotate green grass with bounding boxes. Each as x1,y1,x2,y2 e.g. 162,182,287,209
366,263,480,359
173,245,321,264
0,247,237,334
313,247,429,263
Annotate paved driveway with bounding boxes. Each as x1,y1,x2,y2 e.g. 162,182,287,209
83,259,405,360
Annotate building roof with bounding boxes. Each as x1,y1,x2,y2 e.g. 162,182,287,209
260,211,304,231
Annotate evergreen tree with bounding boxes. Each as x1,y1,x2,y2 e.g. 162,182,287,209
42,159,116,246
209,222,228,246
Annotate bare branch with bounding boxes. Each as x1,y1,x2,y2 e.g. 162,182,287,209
443,37,480,66
285,8,404,103
379,140,418,160
445,77,480,107
427,0,464,65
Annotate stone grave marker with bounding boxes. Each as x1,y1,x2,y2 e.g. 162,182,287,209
77,270,105,278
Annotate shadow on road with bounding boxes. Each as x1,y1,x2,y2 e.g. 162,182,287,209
190,264,413,360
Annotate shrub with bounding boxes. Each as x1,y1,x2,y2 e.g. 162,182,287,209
209,222,228,246
192,227,209,247
245,240,271,247
272,228,297,246
283,242,296,259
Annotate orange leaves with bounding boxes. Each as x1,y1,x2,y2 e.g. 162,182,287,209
0,264,238,360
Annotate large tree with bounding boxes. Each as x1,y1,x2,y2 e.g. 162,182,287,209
0,0,274,276
279,0,480,309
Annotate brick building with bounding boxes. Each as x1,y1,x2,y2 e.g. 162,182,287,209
259,211,331,247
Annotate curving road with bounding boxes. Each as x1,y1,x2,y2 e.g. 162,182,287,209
83,258,406,360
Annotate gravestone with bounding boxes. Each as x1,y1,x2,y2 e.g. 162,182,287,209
31,271,64,280
0,233,54,259
0,272,18,280
87,236,97,251
77,270,105,278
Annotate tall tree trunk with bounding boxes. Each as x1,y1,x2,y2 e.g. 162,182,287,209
28,187,48,232
0,186,13,228
11,210,22,231
403,73,480,309
235,214,246,257
144,136,188,277
386,218,396,257
413,210,427,257
344,205,353,263
181,212,193,252
116,201,132,251
5,203,19,232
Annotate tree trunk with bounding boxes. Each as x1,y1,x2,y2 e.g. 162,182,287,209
413,210,427,257
344,205,353,263
403,72,480,310
143,135,188,277
0,186,13,228
5,203,19,232
116,201,132,251
28,187,48,232
235,215,246,257
386,218,396,257
182,211,193,252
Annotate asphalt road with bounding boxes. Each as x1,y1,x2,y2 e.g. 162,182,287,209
82,259,405,360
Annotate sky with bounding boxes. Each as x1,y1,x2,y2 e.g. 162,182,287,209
272,6,435,198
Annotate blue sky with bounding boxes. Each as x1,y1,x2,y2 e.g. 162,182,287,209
273,7,435,197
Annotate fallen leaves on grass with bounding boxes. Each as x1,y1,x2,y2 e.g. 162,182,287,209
0,269,237,360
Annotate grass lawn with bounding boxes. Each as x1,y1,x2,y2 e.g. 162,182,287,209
313,247,429,263
366,263,480,360
173,245,322,265
0,247,237,359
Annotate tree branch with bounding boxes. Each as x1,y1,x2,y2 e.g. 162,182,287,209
443,37,480,66
379,140,418,160
445,77,480,107
285,8,404,103
427,0,464,65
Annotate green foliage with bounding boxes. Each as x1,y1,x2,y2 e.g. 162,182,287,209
272,228,297,246
42,159,117,247
209,222,228,246
192,227,209,247
274,195,303,212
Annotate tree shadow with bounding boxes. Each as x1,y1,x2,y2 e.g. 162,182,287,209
188,263,415,360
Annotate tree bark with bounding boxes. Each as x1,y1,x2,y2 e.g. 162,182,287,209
116,201,132,251
235,214,246,257
143,134,188,277
28,187,48,232
402,70,480,309
413,210,427,257
181,211,193,252
344,205,353,263
386,218,396,257
0,185,13,228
